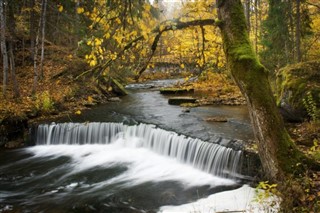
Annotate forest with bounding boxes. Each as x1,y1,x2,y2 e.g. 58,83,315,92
0,0,320,212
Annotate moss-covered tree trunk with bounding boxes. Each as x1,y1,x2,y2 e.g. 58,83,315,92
217,0,307,181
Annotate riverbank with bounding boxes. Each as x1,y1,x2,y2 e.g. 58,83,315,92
0,46,121,148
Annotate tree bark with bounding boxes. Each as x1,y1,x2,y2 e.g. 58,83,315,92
39,0,47,79
29,0,36,60
217,0,312,181
8,41,20,98
0,0,8,97
295,0,302,62
7,1,19,98
245,0,251,33
32,0,47,94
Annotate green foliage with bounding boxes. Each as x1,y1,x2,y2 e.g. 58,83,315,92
35,91,55,114
253,181,280,212
308,139,320,161
255,181,278,200
303,91,319,121
260,0,293,70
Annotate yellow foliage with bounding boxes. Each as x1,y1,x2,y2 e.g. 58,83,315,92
87,96,93,104
58,5,63,12
75,110,82,115
77,7,84,14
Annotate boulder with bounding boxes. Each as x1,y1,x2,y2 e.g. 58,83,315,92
276,60,320,122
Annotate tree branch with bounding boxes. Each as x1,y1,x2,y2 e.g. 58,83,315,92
77,18,217,79
306,1,320,10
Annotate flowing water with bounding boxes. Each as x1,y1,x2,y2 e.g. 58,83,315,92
0,79,259,212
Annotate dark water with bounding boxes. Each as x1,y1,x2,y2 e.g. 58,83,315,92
66,79,254,143
0,79,254,212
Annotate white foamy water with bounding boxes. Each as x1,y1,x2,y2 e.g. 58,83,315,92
27,136,235,188
35,122,243,178
159,185,280,213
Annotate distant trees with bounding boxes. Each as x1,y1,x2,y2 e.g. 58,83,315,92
261,0,313,70
0,0,89,97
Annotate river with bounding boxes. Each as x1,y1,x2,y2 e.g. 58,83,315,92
0,79,270,213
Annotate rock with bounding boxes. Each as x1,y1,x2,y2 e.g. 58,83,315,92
276,60,320,121
4,139,24,149
108,97,121,102
110,78,128,96
180,103,199,108
168,97,197,105
182,108,191,113
160,87,194,95
83,102,97,107
204,116,228,122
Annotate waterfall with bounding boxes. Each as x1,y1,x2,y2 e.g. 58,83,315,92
35,122,242,178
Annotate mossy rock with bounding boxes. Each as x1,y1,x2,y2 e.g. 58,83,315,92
110,78,128,96
276,60,320,121
160,87,194,95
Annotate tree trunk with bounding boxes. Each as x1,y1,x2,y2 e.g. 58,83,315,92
245,0,251,33
32,0,47,94
8,41,20,98
0,0,8,97
217,0,310,181
288,0,296,61
295,0,302,62
29,0,36,60
32,13,41,95
39,0,47,79
254,0,258,53
7,0,19,98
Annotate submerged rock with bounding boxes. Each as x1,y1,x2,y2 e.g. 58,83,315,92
160,87,194,95
168,97,197,105
204,116,228,122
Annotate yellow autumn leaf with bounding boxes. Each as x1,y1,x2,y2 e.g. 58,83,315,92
75,110,81,115
77,7,84,14
108,86,113,92
58,5,63,12
87,96,93,103
116,18,121,24
180,63,185,69
89,60,97,67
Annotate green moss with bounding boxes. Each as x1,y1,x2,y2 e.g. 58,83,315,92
276,60,320,111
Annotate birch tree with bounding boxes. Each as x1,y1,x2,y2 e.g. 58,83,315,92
32,0,47,94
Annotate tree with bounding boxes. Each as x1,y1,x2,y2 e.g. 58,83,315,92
77,0,319,181
0,0,8,97
296,0,302,62
260,0,293,70
216,0,317,180
7,0,20,98
39,0,47,78
32,0,47,94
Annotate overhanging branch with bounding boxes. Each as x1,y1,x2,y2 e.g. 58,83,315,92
76,18,217,79
137,18,217,76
